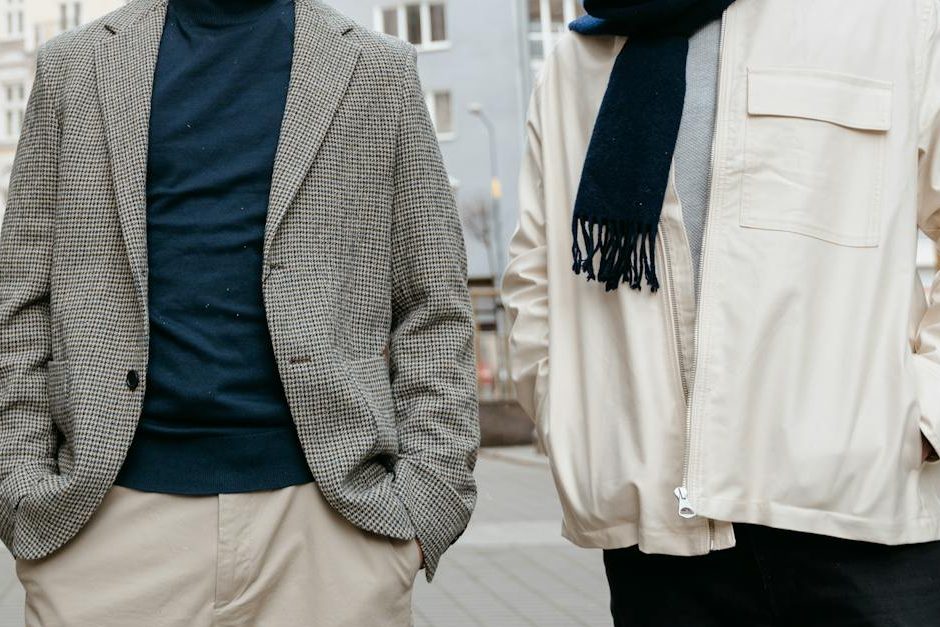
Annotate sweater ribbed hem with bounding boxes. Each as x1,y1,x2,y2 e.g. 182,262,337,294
114,426,314,495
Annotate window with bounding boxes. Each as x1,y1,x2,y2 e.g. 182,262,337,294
404,4,421,44
380,7,398,37
428,3,446,42
59,1,83,31
528,0,584,73
2,82,25,141
2,0,23,39
426,90,454,139
375,2,449,50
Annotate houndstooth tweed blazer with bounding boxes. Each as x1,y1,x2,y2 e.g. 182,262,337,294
0,0,479,580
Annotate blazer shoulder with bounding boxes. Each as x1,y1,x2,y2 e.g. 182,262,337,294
38,22,100,65
351,27,414,65
39,0,159,64
311,1,413,68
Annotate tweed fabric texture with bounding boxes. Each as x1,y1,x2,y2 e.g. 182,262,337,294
0,0,479,581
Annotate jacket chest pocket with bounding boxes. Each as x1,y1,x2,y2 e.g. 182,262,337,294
740,67,893,247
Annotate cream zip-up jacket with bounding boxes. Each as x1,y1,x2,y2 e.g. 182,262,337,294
503,0,940,555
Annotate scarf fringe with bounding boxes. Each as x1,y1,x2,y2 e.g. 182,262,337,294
571,216,660,293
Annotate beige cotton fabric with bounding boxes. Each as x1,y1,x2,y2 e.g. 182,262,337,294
15,484,422,627
504,0,940,557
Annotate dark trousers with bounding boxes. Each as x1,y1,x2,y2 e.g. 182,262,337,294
604,524,940,626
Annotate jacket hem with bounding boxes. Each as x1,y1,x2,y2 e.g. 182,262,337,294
561,519,736,554
695,497,940,546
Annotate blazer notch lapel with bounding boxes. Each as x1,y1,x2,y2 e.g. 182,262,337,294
94,2,166,308
264,1,362,258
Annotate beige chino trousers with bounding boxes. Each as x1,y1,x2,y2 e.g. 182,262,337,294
15,483,422,627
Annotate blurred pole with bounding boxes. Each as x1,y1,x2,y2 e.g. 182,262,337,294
468,103,503,277
468,103,510,398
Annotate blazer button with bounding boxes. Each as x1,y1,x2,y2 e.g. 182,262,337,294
126,369,140,391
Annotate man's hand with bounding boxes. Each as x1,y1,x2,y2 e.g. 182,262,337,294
923,434,939,464
416,540,425,569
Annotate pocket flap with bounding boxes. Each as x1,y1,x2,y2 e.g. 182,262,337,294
747,67,893,132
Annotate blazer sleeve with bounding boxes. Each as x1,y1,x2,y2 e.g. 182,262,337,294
502,83,550,424
388,47,480,581
0,47,60,548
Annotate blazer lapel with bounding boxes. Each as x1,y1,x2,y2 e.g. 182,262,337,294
95,0,167,309
263,0,362,261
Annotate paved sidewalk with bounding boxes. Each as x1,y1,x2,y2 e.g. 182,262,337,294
414,447,610,626
0,447,611,626
0,550,19,627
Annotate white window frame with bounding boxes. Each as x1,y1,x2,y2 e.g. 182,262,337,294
425,89,455,142
1,0,24,41
59,1,83,32
1,79,25,143
373,2,451,53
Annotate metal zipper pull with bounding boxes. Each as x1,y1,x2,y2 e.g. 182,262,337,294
674,486,697,519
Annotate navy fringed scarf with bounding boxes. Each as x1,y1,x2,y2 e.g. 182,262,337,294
570,0,734,292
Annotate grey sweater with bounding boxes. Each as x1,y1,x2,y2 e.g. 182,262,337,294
674,19,721,290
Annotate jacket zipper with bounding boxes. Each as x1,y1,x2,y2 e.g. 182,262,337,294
661,231,690,400
674,14,729,529
659,227,696,520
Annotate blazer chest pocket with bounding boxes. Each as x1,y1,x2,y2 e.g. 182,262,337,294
740,67,893,247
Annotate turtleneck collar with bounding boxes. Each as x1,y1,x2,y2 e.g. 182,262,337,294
168,0,290,27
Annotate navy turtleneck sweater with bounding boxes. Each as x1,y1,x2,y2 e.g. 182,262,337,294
115,0,314,494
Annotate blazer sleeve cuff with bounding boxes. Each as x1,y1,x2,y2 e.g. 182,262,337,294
392,458,473,582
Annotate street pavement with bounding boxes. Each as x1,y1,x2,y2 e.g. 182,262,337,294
413,447,610,626
0,447,612,626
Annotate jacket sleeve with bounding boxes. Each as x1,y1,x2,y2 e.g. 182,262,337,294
388,47,480,581
0,47,59,549
914,0,940,457
502,84,550,423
